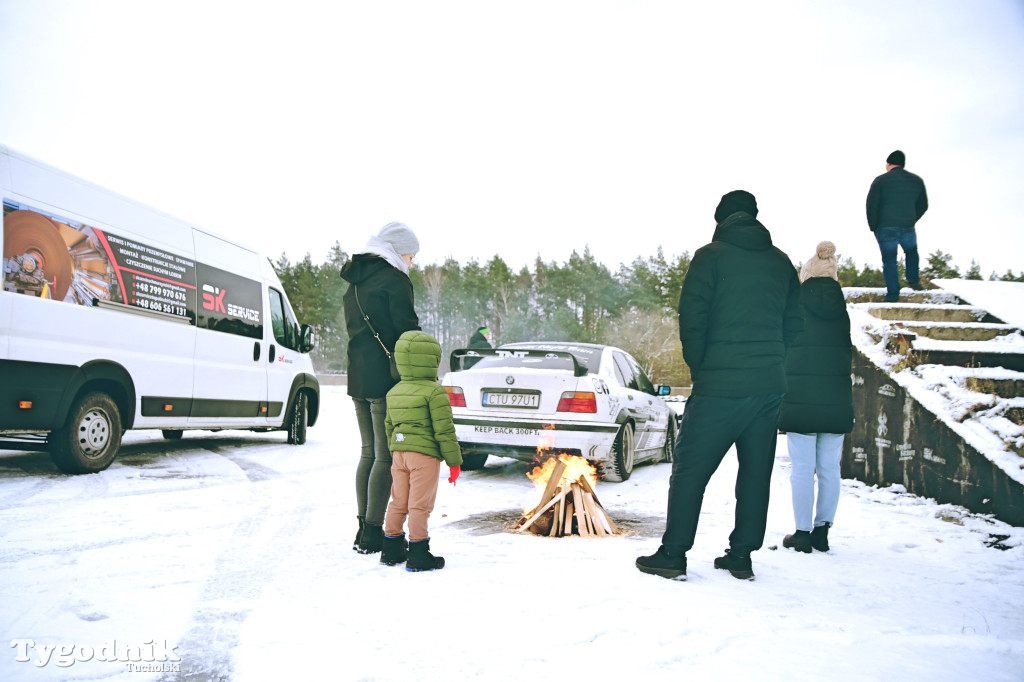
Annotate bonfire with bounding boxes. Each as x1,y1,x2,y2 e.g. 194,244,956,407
515,453,619,537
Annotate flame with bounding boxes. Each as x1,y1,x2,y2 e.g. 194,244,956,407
519,424,598,515
523,453,598,515
528,453,597,491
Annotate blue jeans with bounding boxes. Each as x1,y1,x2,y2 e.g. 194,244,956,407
353,397,392,526
875,226,919,301
662,393,783,557
786,432,844,531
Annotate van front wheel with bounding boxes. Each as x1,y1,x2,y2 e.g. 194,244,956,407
51,392,123,474
287,391,308,445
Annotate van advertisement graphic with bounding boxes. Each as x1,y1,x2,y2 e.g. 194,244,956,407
3,201,197,322
97,230,196,320
3,202,262,339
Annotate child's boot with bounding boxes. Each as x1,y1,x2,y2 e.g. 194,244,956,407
380,533,409,566
406,538,445,572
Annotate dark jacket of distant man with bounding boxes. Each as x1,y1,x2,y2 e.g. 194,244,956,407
468,327,492,350
865,165,928,232
679,210,804,397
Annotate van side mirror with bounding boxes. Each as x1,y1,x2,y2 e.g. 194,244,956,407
300,324,316,353
657,384,671,396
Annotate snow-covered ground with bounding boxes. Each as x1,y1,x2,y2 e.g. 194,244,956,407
1,386,1023,681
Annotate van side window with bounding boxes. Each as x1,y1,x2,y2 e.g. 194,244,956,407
269,288,299,350
196,264,263,339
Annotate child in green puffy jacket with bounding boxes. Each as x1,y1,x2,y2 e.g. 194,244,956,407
381,330,463,571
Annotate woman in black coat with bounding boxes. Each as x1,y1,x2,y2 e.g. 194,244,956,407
340,222,421,554
778,241,854,554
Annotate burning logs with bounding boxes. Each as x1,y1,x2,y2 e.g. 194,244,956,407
516,457,619,537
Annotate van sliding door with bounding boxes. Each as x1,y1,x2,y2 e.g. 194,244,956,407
188,230,268,426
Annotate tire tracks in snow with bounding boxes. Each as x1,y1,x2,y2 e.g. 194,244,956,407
162,462,316,681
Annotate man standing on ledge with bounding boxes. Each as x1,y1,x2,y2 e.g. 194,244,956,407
636,190,803,581
866,150,929,302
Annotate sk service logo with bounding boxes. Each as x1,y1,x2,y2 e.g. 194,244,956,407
201,284,227,314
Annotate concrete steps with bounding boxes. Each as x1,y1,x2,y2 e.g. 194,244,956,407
965,376,1024,399
865,304,1003,324
849,287,1024,372
895,322,1018,342
844,289,956,305
843,286,1024,526
911,347,1024,373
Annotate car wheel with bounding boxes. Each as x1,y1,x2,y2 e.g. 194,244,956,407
661,420,675,463
604,422,635,482
51,392,123,474
162,429,184,440
287,391,308,445
460,453,488,470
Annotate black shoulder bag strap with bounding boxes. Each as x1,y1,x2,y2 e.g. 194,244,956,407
352,284,393,362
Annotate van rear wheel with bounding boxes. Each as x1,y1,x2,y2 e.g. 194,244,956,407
51,392,122,474
287,391,308,445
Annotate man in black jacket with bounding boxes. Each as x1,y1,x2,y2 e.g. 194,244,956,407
636,190,803,581
463,326,492,369
866,150,929,302
468,326,492,350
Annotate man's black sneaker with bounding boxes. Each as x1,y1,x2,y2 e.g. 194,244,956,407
636,546,687,580
909,280,926,291
714,549,754,580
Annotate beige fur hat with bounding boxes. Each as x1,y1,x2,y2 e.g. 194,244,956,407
800,241,839,283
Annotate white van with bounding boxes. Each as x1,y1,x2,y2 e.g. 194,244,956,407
0,144,320,473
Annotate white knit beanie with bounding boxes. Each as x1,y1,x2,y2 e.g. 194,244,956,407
800,241,839,283
377,222,420,256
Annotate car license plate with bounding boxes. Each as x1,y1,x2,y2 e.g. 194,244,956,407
482,392,539,408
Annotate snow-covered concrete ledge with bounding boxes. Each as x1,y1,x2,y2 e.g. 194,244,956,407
845,283,1024,524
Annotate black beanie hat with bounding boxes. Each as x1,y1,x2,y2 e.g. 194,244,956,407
714,190,758,223
886,150,905,166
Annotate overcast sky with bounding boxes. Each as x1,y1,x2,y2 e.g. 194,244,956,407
2,0,1022,277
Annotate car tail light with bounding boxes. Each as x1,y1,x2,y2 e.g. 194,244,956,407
446,386,466,407
557,391,597,413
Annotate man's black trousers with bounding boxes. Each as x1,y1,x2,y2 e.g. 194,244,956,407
661,392,783,557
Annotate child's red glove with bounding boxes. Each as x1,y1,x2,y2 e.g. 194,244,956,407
448,466,461,485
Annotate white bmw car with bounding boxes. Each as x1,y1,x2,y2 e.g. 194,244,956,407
441,342,677,481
